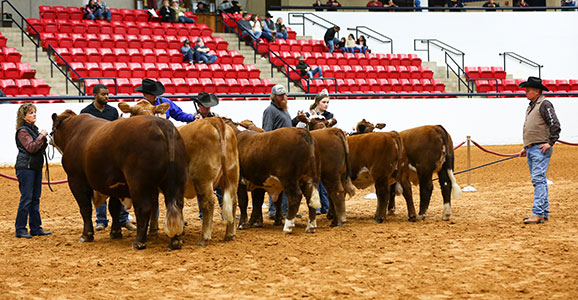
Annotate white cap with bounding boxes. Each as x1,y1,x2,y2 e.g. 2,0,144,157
271,84,287,95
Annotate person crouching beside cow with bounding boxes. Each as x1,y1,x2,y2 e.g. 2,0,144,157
136,78,195,123
14,103,51,239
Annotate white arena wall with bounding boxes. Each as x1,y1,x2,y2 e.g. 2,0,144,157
1,97,577,166
272,11,578,80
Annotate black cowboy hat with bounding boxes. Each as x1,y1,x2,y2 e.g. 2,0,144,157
196,92,219,107
135,78,165,96
518,76,550,91
265,12,273,18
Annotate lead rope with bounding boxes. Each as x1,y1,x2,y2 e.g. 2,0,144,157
44,136,56,192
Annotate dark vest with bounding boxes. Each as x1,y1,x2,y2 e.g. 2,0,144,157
523,96,549,147
15,123,47,170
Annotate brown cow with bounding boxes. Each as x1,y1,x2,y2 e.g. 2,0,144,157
353,120,461,221
119,101,240,246
225,119,322,233
296,113,355,227
50,110,187,250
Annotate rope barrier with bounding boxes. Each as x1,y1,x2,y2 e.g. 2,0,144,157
470,140,520,157
453,141,465,150
558,140,578,146
0,172,68,185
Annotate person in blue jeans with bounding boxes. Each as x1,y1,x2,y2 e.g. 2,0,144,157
94,0,112,21
518,77,561,224
194,38,218,64
81,84,137,232
324,25,341,53
14,103,51,239
181,39,194,64
296,55,323,79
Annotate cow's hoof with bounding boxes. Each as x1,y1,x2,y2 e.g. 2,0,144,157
388,208,396,215
167,238,182,251
133,241,147,250
442,215,452,221
237,223,248,230
223,234,235,242
374,217,385,224
273,220,283,226
110,230,122,239
79,234,94,243
197,239,209,247
326,213,334,220
408,216,417,222
248,222,263,228
147,229,159,237
417,214,426,221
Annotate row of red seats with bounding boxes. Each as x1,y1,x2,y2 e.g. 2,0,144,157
85,78,275,95
0,34,6,47
0,47,22,62
287,65,433,81
302,78,445,94
221,13,297,40
39,6,199,24
476,79,578,93
27,18,211,37
69,62,261,80
465,66,507,80
0,62,36,79
0,79,51,96
271,52,422,67
40,33,227,51
52,47,244,65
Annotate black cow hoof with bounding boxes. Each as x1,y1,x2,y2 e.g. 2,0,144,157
79,234,94,243
133,241,147,250
237,223,248,230
408,216,417,222
197,239,209,247
223,234,235,242
147,229,159,237
168,238,182,251
374,218,385,224
110,230,122,239
249,222,263,228
273,220,283,226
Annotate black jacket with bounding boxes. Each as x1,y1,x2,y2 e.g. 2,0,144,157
15,123,47,170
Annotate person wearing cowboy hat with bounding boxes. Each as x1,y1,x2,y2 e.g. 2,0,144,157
135,78,195,123
296,55,323,79
518,76,561,224
193,92,219,120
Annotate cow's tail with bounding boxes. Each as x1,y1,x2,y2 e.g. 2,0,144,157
164,124,184,238
215,121,235,224
438,125,462,199
336,130,355,198
305,132,321,209
392,131,405,196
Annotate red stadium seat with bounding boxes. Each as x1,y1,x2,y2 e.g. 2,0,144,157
53,6,68,20
126,35,141,49
30,79,50,95
101,62,116,78
86,34,100,48
555,79,570,92
141,48,155,63
70,20,86,34
208,64,224,78
120,9,137,22
39,6,55,19
111,21,127,35
170,63,186,78
67,6,83,20
173,78,188,93
55,19,72,33
98,48,115,62
142,62,159,78
153,49,170,63
96,20,113,34
134,9,149,22
158,78,175,94
167,49,182,63
157,63,172,78
186,78,202,93
16,62,36,79
491,66,506,80
113,62,130,78
126,48,142,63
128,62,145,78
197,64,211,78
15,79,33,95
199,78,215,93
113,34,129,49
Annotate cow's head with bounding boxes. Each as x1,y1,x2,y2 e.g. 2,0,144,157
118,100,170,117
353,119,386,135
238,119,265,132
296,111,338,131
50,109,77,153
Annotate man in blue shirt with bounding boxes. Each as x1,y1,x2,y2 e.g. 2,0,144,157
135,78,195,123
80,84,137,232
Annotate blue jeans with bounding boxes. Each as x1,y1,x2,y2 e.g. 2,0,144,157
84,13,95,20
242,30,261,41
94,9,111,20
15,169,44,235
268,192,288,217
526,144,553,218
198,186,223,219
195,52,217,64
326,38,340,53
307,66,323,78
96,198,130,226
318,182,329,214
183,49,194,62
179,16,195,23
275,31,288,39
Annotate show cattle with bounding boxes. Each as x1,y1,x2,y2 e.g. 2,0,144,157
296,113,354,227
225,119,322,234
50,110,187,250
119,100,240,246
353,120,461,221
347,130,417,222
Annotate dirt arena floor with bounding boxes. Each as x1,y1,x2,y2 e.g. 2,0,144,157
1,144,577,299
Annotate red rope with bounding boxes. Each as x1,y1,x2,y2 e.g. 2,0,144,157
470,140,520,157
453,141,465,150
558,140,578,146
0,172,68,184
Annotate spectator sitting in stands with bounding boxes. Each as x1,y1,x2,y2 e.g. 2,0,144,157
94,0,111,21
238,13,258,44
515,0,529,6
482,0,500,10
263,13,285,40
326,0,342,11
195,2,210,13
383,0,399,8
296,55,323,79
219,0,242,14
337,37,345,49
313,0,326,11
181,39,194,64
344,34,361,53
251,15,274,42
357,35,369,53
194,38,218,64
275,17,289,40
447,0,465,9
160,0,175,22
367,0,384,9
561,0,576,10
82,0,99,20
324,25,341,53
171,0,195,23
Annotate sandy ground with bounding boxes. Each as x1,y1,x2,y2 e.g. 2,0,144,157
0,144,577,300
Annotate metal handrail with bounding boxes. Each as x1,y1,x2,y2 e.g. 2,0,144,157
288,12,339,37
500,52,543,78
414,38,465,71
46,45,83,95
347,26,393,54
1,0,41,61
220,11,259,63
270,5,577,12
444,52,472,93
78,77,118,97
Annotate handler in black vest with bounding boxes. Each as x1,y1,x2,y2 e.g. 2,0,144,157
80,84,137,232
14,103,51,238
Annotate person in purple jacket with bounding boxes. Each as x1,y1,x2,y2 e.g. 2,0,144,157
135,78,195,123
